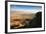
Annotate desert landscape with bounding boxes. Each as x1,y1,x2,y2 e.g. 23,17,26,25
10,11,36,29
10,11,42,29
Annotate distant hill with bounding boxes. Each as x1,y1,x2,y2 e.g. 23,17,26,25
10,11,36,19
11,11,32,14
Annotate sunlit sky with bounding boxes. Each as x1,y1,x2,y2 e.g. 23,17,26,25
10,5,42,13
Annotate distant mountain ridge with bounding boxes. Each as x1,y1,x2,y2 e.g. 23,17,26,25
10,11,36,19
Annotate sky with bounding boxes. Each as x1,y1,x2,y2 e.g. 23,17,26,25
10,5,42,13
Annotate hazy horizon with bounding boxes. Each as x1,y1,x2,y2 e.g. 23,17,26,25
10,5,42,13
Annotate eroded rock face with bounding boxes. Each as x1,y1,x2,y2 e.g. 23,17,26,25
10,11,35,29
10,15,25,29
10,18,26,28
10,15,31,29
